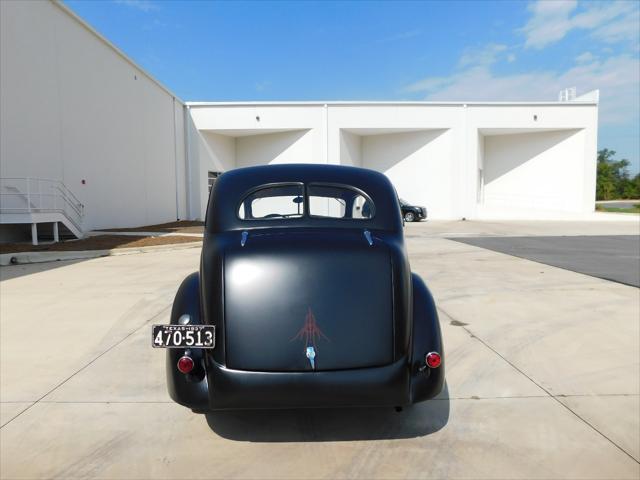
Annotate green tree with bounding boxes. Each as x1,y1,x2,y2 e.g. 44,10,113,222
596,149,639,200
623,173,640,199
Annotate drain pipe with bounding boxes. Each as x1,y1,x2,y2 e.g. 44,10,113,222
183,105,192,220
324,103,329,164
172,97,180,220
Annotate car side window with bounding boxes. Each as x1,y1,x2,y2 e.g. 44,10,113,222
238,184,304,220
308,184,374,219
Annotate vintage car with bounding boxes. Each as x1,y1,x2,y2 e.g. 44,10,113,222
153,164,444,411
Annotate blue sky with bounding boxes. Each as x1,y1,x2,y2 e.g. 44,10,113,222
66,0,640,173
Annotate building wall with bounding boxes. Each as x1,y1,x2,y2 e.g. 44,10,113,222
187,105,326,219
188,103,598,220
339,131,362,167
0,0,186,230
469,104,598,218
360,130,454,218
483,130,585,213
235,130,314,168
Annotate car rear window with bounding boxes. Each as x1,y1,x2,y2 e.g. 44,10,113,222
238,184,304,220
237,183,374,221
308,184,374,219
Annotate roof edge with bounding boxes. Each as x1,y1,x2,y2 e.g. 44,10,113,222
186,100,598,107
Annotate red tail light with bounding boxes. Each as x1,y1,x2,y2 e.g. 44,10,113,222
177,355,194,374
425,352,441,369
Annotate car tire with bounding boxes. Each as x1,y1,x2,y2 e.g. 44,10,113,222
404,212,415,222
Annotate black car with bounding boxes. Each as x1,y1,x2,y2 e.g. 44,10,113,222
399,198,427,222
153,164,444,411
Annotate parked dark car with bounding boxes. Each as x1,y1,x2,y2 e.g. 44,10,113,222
399,198,427,222
153,164,444,411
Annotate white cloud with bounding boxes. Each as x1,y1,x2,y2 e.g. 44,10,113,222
404,54,639,125
591,7,640,46
521,0,639,49
571,1,634,31
458,43,509,67
575,51,596,63
114,0,158,13
406,66,551,101
521,0,577,49
404,76,450,93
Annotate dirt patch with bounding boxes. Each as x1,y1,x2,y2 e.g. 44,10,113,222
0,235,201,254
450,319,469,327
101,220,204,234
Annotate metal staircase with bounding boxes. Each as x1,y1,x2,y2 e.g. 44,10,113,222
0,178,84,244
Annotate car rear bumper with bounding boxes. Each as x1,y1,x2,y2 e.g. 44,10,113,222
205,358,412,410
169,355,444,411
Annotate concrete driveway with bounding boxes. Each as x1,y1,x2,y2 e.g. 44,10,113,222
451,235,640,287
1,221,639,479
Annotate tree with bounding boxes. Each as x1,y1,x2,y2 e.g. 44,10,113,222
596,149,639,200
623,173,640,199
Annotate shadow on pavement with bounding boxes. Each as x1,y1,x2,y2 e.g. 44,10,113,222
205,384,450,442
451,235,640,287
0,258,86,281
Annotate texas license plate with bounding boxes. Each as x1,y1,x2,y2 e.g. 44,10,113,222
151,325,215,348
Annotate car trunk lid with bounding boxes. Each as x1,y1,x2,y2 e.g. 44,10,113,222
223,230,394,372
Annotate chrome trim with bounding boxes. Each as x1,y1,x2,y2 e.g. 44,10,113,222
241,230,249,247
178,314,191,325
306,346,316,370
363,230,373,246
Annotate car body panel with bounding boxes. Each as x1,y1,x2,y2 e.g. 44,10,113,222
224,230,393,371
166,164,444,411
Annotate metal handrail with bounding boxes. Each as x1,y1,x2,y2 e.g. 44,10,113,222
0,177,84,207
0,177,84,231
53,186,84,217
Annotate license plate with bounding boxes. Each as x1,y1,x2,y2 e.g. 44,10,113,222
151,324,215,349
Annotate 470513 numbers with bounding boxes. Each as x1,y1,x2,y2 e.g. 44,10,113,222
151,324,215,348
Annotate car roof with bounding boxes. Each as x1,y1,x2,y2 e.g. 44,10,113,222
206,164,403,233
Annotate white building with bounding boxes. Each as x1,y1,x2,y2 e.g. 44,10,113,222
0,1,599,242
186,100,599,221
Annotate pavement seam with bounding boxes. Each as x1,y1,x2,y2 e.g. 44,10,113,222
0,304,171,430
439,306,640,465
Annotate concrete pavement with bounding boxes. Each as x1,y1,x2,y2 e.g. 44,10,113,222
1,220,638,479
451,235,640,287
405,217,639,238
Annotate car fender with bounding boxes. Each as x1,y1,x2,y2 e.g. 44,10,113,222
409,273,445,403
166,272,210,411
